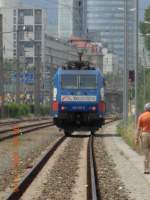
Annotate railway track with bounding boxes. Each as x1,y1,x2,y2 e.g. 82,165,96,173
4,134,100,200
87,135,100,200
0,120,54,142
6,135,66,200
0,117,50,127
4,118,117,200
87,117,117,199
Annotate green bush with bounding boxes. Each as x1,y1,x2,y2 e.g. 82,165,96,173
18,104,30,116
2,103,50,118
4,103,31,118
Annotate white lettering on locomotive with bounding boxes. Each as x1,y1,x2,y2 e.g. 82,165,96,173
61,95,96,102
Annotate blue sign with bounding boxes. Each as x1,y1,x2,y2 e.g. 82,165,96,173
11,72,34,84
23,72,34,84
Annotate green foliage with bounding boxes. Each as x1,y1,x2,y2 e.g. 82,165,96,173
4,103,31,118
145,6,150,22
140,22,147,35
117,118,141,153
140,6,150,50
136,66,150,114
145,69,150,102
3,104,50,118
145,37,150,51
18,104,30,116
137,66,145,113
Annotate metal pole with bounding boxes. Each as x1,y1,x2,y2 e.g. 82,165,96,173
123,0,128,122
144,66,146,104
0,14,4,118
143,48,146,105
34,43,41,116
135,0,139,123
16,29,20,104
143,48,148,107
50,51,53,113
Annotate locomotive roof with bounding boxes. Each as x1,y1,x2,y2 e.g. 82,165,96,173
57,67,103,77
62,61,96,70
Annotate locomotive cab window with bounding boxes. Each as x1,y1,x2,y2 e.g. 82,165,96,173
61,74,78,89
79,75,97,89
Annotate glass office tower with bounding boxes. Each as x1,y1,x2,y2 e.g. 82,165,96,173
58,0,87,39
87,0,136,69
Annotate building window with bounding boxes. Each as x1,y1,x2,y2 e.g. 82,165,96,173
13,25,16,32
13,17,16,24
35,25,42,40
35,42,41,56
19,42,25,56
25,25,33,32
25,57,33,65
14,33,17,40
13,9,16,16
24,9,33,16
13,49,16,56
24,41,33,48
18,9,24,24
18,26,25,40
14,41,16,48
35,9,42,24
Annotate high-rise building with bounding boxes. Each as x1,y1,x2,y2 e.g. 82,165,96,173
0,6,47,66
0,4,47,100
58,0,86,39
87,0,136,69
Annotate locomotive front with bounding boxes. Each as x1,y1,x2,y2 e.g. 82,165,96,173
52,65,105,136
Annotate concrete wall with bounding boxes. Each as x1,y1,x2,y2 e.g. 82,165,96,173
0,0,18,7
0,8,14,59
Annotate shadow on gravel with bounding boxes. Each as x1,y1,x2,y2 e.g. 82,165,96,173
94,133,120,138
69,134,90,138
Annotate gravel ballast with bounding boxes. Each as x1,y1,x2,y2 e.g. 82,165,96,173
0,126,62,194
94,135,130,200
102,122,150,200
37,137,85,200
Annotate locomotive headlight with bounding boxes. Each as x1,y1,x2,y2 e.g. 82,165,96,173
100,88,104,101
53,88,57,100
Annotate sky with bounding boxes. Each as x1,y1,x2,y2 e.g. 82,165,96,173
21,0,58,24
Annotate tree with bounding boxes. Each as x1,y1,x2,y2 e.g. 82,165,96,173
140,6,150,50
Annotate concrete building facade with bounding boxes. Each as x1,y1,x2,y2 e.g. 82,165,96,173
0,6,47,67
0,0,18,7
102,48,119,74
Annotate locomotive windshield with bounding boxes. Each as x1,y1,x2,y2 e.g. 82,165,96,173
61,74,97,89
80,75,97,89
61,75,78,89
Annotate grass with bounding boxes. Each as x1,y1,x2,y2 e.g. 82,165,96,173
117,117,142,154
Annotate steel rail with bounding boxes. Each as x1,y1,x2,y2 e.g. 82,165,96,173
87,135,101,200
87,117,117,199
0,122,54,142
0,120,53,134
0,117,50,127
6,135,66,200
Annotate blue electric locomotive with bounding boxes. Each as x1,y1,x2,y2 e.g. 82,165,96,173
52,61,105,136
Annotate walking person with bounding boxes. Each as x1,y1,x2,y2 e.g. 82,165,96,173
136,103,150,174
